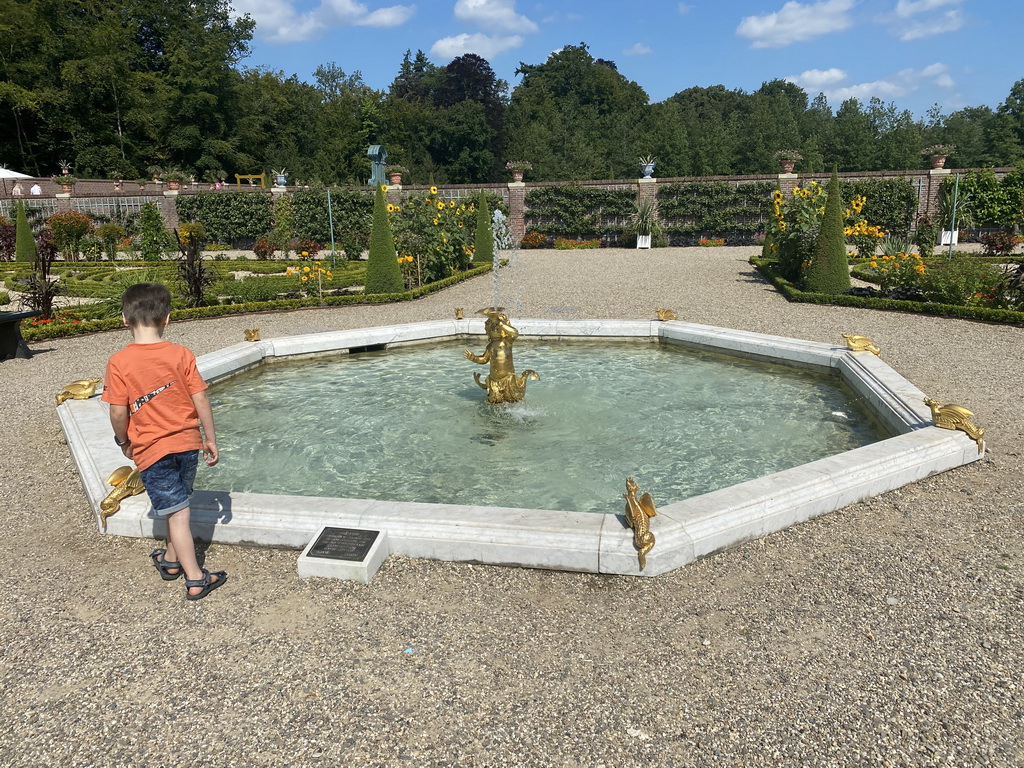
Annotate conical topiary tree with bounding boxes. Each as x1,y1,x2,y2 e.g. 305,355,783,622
804,169,851,294
474,193,494,264
364,185,403,295
15,201,36,263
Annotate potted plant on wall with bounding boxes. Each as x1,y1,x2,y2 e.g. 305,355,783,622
626,198,663,249
162,169,187,191
922,144,955,169
639,154,657,179
53,175,77,194
272,168,289,187
505,160,532,182
774,149,803,173
384,164,408,185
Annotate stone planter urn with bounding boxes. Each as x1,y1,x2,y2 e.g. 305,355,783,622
59,183,74,194
929,154,948,169
510,170,524,182
388,173,403,185
166,180,181,191
779,159,796,173
274,173,288,187
640,162,656,179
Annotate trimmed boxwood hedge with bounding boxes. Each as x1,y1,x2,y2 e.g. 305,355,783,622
22,264,493,341
752,256,1024,326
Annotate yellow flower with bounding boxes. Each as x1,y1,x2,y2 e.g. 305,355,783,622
315,260,320,265
437,201,445,210
778,221,787,231
387,203,396,213
380,184,388,192
303,266,310,273
302,251,309,257
449,200,455,208
457,221,463,228
430,186,438,195
869,260,878,268
914,264,926,275
301,275,308,282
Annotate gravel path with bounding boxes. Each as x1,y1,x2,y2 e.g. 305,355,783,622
2,247,1021,767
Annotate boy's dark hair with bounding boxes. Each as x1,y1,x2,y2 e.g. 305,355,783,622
122,283,172,327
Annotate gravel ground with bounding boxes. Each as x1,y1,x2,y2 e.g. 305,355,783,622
1,247,1021,767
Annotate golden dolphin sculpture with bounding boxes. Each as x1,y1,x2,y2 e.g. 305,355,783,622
624,477,658,570
99,466,146,531
842,333,881,356
56,378,102,405
924,397,985,453
464,308,538,404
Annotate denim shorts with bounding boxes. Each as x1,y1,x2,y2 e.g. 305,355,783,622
140,450,199,516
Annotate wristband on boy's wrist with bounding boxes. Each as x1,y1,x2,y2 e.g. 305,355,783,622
114,436,130,447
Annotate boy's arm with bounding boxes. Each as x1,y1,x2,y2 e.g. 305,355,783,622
191,390,218,466
108,404,133,460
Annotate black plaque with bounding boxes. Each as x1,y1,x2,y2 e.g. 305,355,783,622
307,527,379,562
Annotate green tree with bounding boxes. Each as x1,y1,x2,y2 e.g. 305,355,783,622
805,170,850,294
474,193,494,263
14,201,36,262
364,185,402,294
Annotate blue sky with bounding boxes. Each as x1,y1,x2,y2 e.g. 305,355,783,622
231,0,1020,118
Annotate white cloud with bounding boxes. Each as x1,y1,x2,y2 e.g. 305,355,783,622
736,0,855,49
898,10,965,39
453,0,537,33
624,43,653,56
233,0,415,42
894,0,962,18
430,32,525,60
786,62,955,103
788,67,848,90
678,3,693,14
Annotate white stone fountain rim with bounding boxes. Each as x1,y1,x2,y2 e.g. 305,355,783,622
58,319,983,576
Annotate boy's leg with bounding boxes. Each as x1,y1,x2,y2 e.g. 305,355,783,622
165,506,222,597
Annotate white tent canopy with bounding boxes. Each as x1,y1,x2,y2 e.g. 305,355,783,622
0,167,32,179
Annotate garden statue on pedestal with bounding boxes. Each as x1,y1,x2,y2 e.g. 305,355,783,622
367,145,388,187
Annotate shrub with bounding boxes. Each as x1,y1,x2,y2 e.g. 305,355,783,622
979,230,1021,257
0,290,9,305
253,236,276,259
525,185,634,239
922,257,1003,306
15,201,36,263
95,222,126,260
554,237,601,249
804,171,851,294
520,230,547,249
474,193,494,263
364,186,403,294
272,194,294,256
292,187,373,244
913,216,937,256
0,219,14,261
139,202,170,261
867,252,927,293
390,192,474,284
47,210,93,261
174,227,214,307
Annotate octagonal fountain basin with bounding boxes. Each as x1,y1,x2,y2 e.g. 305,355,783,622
58,320,984,577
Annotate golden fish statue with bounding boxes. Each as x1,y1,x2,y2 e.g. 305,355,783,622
464,308,538,404
99,465,146,531
623,477,658,570
842,333,881,356
56,378,102,405
454,307,465,320
244,328,261,342
655,308,677,321
924,397,985,453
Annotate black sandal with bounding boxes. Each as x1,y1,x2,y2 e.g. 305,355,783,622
184,569,228,601
149,548,182,581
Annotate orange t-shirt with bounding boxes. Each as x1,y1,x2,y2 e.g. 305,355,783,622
101,341,208,471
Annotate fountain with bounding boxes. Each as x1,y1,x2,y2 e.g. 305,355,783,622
56,317,986,577
464,308,538,403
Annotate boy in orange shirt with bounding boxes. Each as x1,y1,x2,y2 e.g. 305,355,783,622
102,283,227,600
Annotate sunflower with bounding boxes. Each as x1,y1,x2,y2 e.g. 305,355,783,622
436,201,445,211
430,186,438,195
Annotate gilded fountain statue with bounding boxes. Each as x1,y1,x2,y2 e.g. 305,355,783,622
464,308,538,404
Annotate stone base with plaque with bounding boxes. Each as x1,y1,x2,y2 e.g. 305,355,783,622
297,525,389,584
